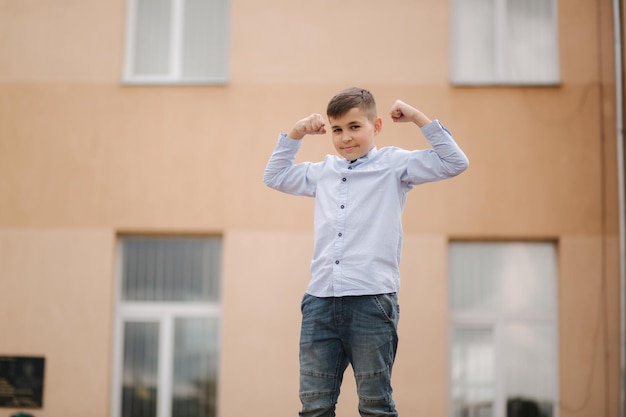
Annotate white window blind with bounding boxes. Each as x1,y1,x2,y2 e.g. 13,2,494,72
112,236,222,417
451,0,559,85
124,0,229,84
448,241,558,417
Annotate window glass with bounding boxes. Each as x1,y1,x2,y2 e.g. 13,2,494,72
503,324,556,416
451,0,496,83
449,243,498,312
450,242,557,315
497,243,557,316
122,236,221,302
182,0,228,79
121,322,159,417
451,327,495,417
505,0,559,83
133,0,171,75
451,0,559,85
172,317,220,416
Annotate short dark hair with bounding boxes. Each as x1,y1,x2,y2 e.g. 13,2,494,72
327,87,377,121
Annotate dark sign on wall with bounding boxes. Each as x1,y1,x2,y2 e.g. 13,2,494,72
0,356,45,408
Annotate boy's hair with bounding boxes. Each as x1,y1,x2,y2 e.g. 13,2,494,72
327,87,377,122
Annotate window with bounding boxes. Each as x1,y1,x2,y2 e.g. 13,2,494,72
123,0,229,84
111,236,222,417
448,241,558,417
450,0,559,85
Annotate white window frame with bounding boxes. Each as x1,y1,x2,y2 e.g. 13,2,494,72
122,0,229,85
450,0,560,86
110,237,222,417
447,241,560,417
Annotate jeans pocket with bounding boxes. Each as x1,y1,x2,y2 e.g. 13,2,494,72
372,293,399,323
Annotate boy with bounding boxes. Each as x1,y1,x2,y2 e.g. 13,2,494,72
263,87,468,417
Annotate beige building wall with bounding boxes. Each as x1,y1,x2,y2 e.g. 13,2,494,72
0,0,621,416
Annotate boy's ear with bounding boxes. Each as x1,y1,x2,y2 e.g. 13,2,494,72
374,117,383,134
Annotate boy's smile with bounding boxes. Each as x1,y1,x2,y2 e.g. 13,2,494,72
329,107,382,160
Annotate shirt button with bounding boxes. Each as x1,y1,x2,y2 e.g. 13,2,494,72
340,205,345,209
335,260,340,265
348,166,353,170
342,177,347,182
338,232,342,237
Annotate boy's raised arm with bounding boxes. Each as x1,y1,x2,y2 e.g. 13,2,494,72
288,113,326,140
389,100,432,127
263,114,326,196
390,99,469,179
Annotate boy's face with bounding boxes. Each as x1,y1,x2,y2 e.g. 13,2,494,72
329,107,382,160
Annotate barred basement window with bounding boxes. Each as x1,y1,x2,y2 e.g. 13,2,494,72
111,236,222,417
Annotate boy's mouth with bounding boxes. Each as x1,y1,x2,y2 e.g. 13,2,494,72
343,145,358,152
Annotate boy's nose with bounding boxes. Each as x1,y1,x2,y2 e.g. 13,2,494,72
341,133,351,142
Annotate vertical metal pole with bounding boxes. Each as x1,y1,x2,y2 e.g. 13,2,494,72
612,1,625,415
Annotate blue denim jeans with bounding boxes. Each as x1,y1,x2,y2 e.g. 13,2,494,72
299,293,400,417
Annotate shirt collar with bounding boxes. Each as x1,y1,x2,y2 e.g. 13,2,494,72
347,146,377,165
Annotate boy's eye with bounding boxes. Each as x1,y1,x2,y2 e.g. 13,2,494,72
350,125,360,130
333,128,342,133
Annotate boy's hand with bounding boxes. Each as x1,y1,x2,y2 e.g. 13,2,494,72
288,113,326,140
389,100,432,127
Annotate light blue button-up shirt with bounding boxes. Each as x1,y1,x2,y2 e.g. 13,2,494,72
264,120,469,297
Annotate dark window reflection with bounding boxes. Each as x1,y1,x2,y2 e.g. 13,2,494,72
507,397,553,417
